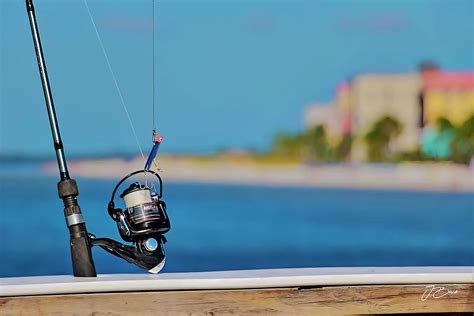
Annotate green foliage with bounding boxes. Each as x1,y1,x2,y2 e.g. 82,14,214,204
272,132,307,159
270,115,473,165
436,117,454,132
419,116,474,164
451,116,474,164
271,125,352,162
421,117,455,159
364,116,403,162
397,148,426,162
306,125,333,161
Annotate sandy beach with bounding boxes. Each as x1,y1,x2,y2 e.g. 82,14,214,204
42,155,474,192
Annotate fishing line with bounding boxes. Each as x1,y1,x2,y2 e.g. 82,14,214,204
83,0,145,159
152,0,156,133
150,0,161,173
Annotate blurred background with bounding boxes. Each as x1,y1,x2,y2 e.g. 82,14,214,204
0,0,473,277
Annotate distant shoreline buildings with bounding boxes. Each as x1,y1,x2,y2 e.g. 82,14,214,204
304,64,474,161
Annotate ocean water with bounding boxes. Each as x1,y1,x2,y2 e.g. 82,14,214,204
0,173,473,277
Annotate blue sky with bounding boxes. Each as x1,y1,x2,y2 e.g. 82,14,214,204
0,0,473,156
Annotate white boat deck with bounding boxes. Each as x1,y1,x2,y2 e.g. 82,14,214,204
1,266,472,297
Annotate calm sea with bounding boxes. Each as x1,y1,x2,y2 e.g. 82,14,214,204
0,165,473,277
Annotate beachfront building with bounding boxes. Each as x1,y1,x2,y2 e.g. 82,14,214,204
303,67,474,162
419,70,474,159
304,102,341,136
420,71,474,127
304,83,352,140
350,73,422,161
304,74,424,161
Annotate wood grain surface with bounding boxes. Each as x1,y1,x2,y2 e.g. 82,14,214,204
1,283,473,315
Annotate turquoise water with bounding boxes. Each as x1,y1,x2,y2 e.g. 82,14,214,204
0,174,473,277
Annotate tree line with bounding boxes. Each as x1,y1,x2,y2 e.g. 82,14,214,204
270,115,474,165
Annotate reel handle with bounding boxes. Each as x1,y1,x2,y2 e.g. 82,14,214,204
89,235,166,273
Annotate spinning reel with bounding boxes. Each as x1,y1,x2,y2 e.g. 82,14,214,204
89,136,171,273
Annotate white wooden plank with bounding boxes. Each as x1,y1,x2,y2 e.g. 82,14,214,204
1,266,472,297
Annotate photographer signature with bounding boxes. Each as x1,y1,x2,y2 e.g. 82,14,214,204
421,285,458,301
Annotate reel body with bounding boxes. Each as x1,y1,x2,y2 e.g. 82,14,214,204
90,169,171,274
118,182,170,242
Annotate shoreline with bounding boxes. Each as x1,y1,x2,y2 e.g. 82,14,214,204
42,155,474,193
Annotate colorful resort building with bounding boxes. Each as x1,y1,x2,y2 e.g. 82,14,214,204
421,70,474,127
304,66,474,162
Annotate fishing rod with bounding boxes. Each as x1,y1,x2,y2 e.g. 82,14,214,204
25,0,170,277
25,0,96,277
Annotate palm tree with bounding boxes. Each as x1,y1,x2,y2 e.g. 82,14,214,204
272,132,306,159
451,116,474,164
306,125,332,161
364,116,403,162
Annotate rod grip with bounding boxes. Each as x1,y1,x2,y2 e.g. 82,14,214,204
69,225,97,277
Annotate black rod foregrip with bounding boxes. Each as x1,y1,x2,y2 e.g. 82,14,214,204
59,179,97,277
